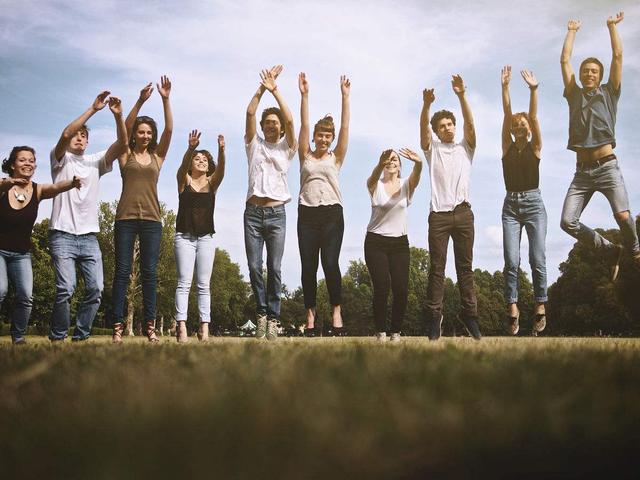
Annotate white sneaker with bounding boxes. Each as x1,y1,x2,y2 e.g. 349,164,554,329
390,333,401,343
266,319,278,341
376,332,387,343
255,314,267,339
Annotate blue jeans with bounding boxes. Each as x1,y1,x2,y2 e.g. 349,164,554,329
561,159,640,255
49,231,104,340
244,203,286,319
297,204,343,308
0,250,33,342
174,232,216,322
112,220,162,324
502,189,548,304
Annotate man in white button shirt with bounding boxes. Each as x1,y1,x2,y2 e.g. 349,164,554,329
244,65,296,340
419,75,481,341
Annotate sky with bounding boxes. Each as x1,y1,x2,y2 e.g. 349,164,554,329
1,0,639,292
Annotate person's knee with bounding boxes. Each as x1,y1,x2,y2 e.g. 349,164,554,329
560,216,577,234
614,210,630,223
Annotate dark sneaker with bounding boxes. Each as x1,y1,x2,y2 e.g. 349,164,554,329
503,314,520,336
332,326,348,337
304,326,318,337
427,314,443,341
532,313,546,334
457,314,482,341
12,337,27,346
608,244,624,282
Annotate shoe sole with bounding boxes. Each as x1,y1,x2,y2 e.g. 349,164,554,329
611,247,623,282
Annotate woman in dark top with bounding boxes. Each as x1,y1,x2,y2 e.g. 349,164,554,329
500,66,547,336
0,146,80,344
174,130,225,342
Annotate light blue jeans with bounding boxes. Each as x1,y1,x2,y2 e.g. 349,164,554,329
0,249,33,342
502,189,548,304
244,203,286,320
174,232,216,322
561,159,639,255
49,230,104,340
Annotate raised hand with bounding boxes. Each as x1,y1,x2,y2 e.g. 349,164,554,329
607,11,624,26
139,82,154,102
157,75,171,99
451,74,466,95
260,69,278,92
423,88,435,105
188,129,201,149
71,175,82,189
9,177,29,186
520,70,539,89
269,65,283,80
93,91,110,111
567,19,581,31
299,72,309,94
501,66,512,86
340,75,351,96
108,96,122,115
399,148,421,163
218,134,225,151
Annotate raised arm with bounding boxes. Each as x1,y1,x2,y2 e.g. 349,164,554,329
209,135,226,192
522,70,542,156
334,75,351,164
246,65,282,143
38,175,82,200
125,83,154,141
298,72,310,160
53,91,109,161
607,12,624,90
399,148,423,195
261,69,296,149
155,75,173,162
104,97,128,167
561,20,581,93
177,130,200,192
452,75,475,149
367,154,386,195
420,88,435,151
501,66,513,156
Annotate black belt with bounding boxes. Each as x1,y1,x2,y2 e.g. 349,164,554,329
576,154,616,169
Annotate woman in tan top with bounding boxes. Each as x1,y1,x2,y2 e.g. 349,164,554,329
111,76,173,343
297,73,350,336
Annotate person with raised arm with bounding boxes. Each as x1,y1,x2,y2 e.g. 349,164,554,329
297,73,350,337
244,65,296,341
560,12,640,280
1,147,81,344
48,92,127,342
174,130,225,343
111,76,173,344
365,148,422,342
419,75,481,341
500,66,548,336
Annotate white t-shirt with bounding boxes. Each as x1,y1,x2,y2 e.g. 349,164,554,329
366,178,413,237
50,149,111,234
245,135,296,203
423,138,474,212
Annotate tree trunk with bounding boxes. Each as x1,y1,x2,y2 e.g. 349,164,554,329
158,315,164,336
125,239,140,336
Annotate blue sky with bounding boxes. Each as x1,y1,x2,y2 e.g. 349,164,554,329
1,0,639,290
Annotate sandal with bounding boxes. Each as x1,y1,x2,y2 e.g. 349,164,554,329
532,313,546,334
146,321,159,343
503,313,520,336
112,322,124,344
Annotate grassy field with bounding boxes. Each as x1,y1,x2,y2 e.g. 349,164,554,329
1,336,639,479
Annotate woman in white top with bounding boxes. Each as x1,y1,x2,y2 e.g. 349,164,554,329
365,148,422,342
297,73,350,336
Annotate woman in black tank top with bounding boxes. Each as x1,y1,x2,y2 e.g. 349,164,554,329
173,130,226,342
500,67,548,336
0,146,80,344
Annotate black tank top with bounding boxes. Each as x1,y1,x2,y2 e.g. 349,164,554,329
176,184,216,235
502,142,540,192
0,182,40,253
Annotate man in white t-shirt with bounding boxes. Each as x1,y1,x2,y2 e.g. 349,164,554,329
244,65,296,341
420,75,481,341
48,91,127,341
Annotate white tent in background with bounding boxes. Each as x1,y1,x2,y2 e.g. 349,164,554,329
239,320,256,331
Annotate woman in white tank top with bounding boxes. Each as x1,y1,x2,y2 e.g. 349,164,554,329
297,73,350,336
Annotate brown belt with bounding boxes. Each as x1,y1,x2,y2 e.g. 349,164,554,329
576,154,616,169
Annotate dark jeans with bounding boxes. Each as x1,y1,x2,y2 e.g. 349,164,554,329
364,232,410,334
112,219,162,324
297,204,344,308
426,203,477,320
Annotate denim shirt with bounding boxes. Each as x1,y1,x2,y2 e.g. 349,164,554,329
564,82,620,152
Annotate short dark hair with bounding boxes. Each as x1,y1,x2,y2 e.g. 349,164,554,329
189,149,216,176
2,146,36,177
430,110,456,131
579,57,605,83
78,124,90,139
259,107,285,138
129,116,158,152
313,115,335,140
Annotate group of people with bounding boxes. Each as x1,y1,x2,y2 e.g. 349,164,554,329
0,13,638,345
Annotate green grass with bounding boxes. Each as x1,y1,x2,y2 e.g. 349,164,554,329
1,336,639,479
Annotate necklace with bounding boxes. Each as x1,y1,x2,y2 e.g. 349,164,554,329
13,187,30,203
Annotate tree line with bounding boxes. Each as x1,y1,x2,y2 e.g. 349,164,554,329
1,202,638,336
